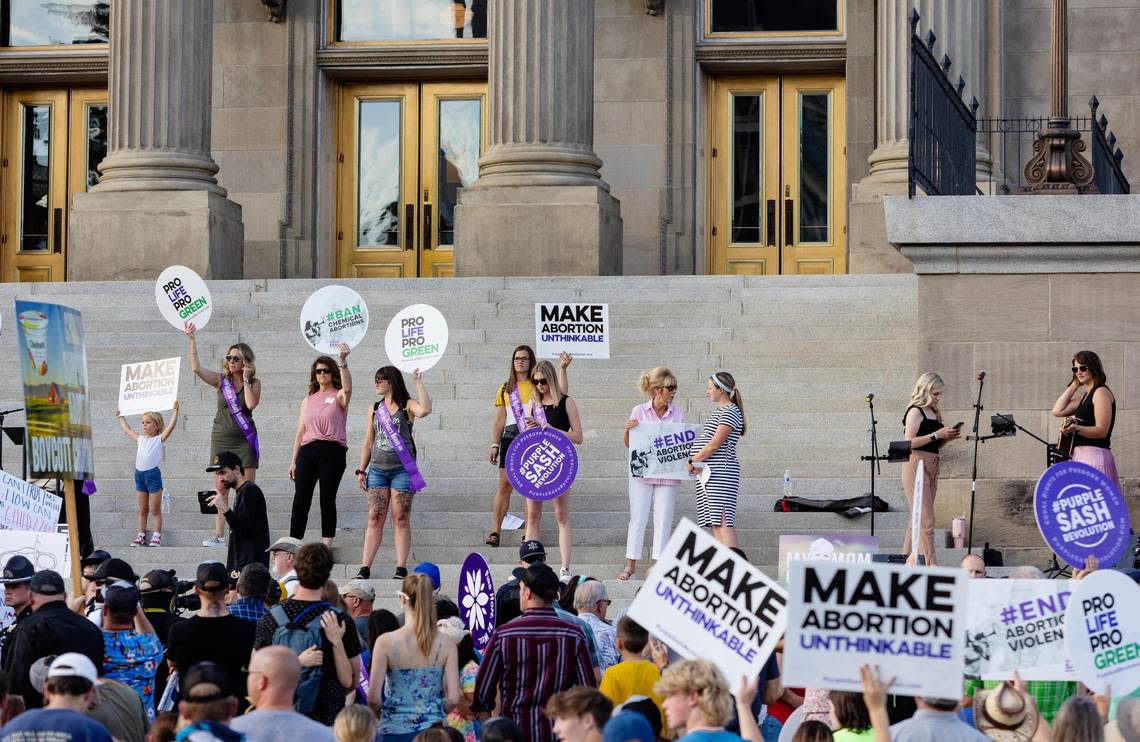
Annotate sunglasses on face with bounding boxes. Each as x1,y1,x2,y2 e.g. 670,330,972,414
225,355,243,362
82,573,97,581
657,385,677,392
1073,365,1089,373
533,378,548,386
314,368,332,375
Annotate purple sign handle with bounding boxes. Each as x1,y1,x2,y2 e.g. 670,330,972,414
458,552,496,652
1034,460,1130,569
374,402,427,493
505,427,578,502
221,377,260,461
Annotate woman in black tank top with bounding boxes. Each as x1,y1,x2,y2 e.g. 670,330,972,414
1052,351,1121,490
901,372,961,567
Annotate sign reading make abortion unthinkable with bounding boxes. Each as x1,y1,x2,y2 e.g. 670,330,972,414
155,265,212,330
457,552,497,652
0,470,62,533
783,560,968,699
1035,461,1130,568
1064,569,1140,694
535,303,610,359
14,301,93,480
964,579,1075,681
627,519,788,689
300,285,369,354
385,304,449,373
118,357,180,417
628,423,700,480
505,428,578,501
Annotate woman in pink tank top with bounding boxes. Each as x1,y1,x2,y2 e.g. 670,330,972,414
288,343,352,546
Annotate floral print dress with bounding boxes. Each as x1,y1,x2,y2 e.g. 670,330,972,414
447,661,480,742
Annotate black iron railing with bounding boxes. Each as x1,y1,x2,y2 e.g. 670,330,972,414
907,8,979,197
1089,96,1130,194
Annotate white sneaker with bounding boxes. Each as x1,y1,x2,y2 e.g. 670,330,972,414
559,567,572,581
202,536,225,547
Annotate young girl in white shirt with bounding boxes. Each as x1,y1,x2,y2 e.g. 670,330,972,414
116,401,179,547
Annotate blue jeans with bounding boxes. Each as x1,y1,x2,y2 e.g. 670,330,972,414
134,467,163,493
367,465,411,492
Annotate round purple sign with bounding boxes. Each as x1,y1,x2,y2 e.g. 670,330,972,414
457,552,496,651
505,427,579,501
1035,461,1130,568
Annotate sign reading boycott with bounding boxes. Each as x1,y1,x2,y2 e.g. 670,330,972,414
629,423,700,480
118,357,180,417
1064,569,1140,694
627,519,787,688
777,535,880,582
964,579,1074,681
505,427,578,501
300,285,369,354
0,470,62,533
385,304,449,373
1035,461,1130,568
155,265,212,330
535,303,609,359
14,301,94,480
783,561,967,698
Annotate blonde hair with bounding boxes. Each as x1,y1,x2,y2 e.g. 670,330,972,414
710,371,747,436
655,659,734,727
639,366,678,396
221,342,256,381
402,573,438,658
333,704,377,742
532,360,564,405
909,372,944,422
141,411,164,431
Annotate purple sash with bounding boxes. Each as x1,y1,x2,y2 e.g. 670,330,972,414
375,402,426,492
221,377,260,461
507,387,527,430
531,399,549,428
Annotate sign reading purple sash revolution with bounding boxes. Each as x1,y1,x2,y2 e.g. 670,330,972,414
220,377,260,461
507,387,527,429
458,552,496,651
374,403,427,492
1034,461,1129,568
505,427,578,501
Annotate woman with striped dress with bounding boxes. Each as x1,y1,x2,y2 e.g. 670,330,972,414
687,371,746,547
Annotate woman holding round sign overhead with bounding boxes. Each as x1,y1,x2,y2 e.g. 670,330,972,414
185,322,261,548
1051,351,1120,491
901,372,961,567
687,372,746,547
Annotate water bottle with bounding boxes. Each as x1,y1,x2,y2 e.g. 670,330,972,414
161,489,172,514
782,470,793,499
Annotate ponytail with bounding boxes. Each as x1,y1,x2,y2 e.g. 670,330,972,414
732,388,747,437
639,366,678,397
401,573,437,658
712,371,746,437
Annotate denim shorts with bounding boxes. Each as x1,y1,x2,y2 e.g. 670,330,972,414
367,465,411,492
134,467,163,493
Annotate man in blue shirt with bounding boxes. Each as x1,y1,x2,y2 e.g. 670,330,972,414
101,584,163,721
0,653,112,741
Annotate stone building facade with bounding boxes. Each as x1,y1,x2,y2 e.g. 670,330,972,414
0,0,1136,282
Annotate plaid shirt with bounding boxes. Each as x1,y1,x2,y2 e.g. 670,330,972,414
473,607,595,742
964,679,1076,723
228,597,268,623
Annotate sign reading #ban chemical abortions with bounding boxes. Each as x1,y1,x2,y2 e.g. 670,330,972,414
627,519,788,690
628,423,700,480
535,303,609,359
118,357,180,417
155,265,212,330
1035,461,1130,569
964,579,1075,681
783,560,967,699
300,285,370,354
385,304,449,373
1065,569,1140,694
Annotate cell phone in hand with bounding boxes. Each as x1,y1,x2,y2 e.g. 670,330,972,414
953,422,965,430
197,490,218,515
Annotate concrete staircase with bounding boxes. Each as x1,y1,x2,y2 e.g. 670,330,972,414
0,274,989,612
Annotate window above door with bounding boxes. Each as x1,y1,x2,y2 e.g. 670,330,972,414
704,0,843,39
331,0,487,44
0,0,109,48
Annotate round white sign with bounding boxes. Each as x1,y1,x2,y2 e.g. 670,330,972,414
300,285,370,353
155,265,212,331
384,304,449,373
1065,569,1140,694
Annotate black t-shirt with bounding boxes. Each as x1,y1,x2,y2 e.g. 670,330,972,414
167,614,256,708
253,599,362,726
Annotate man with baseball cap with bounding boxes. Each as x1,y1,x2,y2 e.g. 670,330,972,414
101,583,163,720
339,579,375,642
176,661,242,741
206,451,270,570
494,540,548,626
0,554,36,667
0,652,112,741
267,536,302,598
4,570,105,708
71,550,112,617
166,562,256,709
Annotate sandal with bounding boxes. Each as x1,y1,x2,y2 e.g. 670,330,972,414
485,531,500,547
616,568,635,581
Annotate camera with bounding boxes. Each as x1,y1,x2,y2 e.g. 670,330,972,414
172,579,200,613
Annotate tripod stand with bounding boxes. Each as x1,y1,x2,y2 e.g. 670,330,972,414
861,395,884,536
0,407,25,479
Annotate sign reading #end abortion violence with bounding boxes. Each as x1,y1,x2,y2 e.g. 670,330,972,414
627,519,787,688
783,560,967,699
535,303,609,359
1035,460,1130,569
1065,569,1140,694
964,579,1075,681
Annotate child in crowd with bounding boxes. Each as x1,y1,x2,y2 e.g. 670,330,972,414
599,616,665,723
116,401,179,547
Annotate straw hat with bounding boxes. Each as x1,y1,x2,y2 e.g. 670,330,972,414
975,683,1040,742
1106,697,1140,742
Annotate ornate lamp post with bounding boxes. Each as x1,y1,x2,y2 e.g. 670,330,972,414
1022,0,1096,193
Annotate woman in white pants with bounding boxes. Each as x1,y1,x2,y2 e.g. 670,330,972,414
620,367,682,580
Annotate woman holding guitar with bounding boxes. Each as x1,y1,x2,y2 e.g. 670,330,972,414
1051,351,1120,490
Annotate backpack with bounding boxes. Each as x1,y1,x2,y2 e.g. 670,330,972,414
269,601,331,714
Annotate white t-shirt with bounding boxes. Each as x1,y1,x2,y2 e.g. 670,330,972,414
135,435,164,471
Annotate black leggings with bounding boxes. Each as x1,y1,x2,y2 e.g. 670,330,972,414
290,440,347,539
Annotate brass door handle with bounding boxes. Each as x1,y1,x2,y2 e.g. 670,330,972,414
766,200,776,247
784,199,794,246
404,204,414,250
53,208,62,254
423,204,433,251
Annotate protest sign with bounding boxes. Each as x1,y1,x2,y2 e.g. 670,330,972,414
14,301,93,480
783,560,967,698
0,530,69,576
911,460,925,562
535,303,609,359
155,265,212,330
385,304,448,373
300,285,369,354
1065,569,1140,694
0,470,61,533
777,535,880,582
118,357,180,417
964,579,1075,681
627,519,787,688
505,427,578,501
458,552,496,652
1035,461,1129,568
628,423,700,481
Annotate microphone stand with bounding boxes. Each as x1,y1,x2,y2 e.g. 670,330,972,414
967,376,985,554
0,407,23,476
859,396,888,537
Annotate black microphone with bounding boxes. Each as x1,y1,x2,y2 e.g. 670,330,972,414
864,393,875,403
977,370,987,381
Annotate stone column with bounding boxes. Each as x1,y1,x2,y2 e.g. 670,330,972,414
454,0,622,276
69,0,243,279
